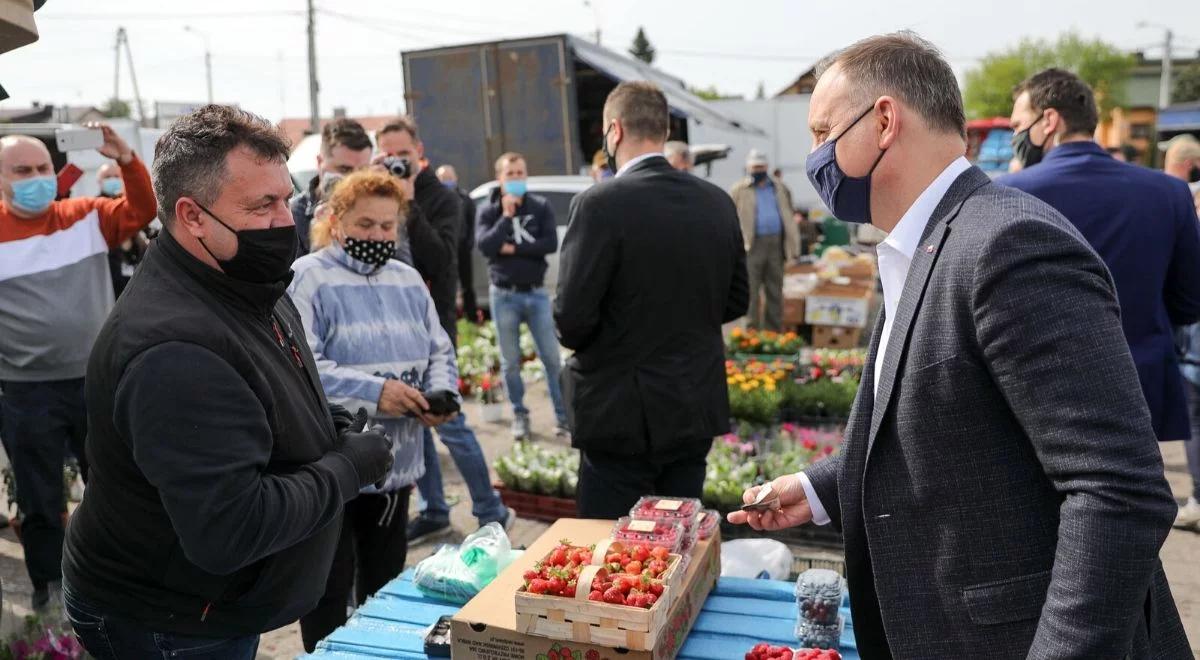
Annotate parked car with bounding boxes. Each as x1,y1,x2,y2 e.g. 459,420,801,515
467,175,593,310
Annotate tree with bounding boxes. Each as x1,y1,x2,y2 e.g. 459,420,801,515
962,32,1134,119
629,27,656,65
1174,63,1200,103
689,85,738,101
755,81,766,100
102,97,131,119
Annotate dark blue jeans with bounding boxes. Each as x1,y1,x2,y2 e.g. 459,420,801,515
415,413,506,524
0,378,87,588
1185,381,1200,500
63,582,259,660
489,285,568,425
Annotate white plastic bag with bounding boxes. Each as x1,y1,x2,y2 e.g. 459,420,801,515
413,522,522,603
720,538,792,579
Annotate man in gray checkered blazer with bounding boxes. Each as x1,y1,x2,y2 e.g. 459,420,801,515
730,32,1191,659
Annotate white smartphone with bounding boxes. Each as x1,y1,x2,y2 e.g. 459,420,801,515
55,127,104,152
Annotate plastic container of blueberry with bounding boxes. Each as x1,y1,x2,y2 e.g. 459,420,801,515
611,516,684,553
795,616,844,650
629,496,703,535
794,568,845,625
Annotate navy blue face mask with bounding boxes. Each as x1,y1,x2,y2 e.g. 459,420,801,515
805,105,887,224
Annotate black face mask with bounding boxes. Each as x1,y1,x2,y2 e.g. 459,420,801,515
194,202,296,284
602,122,620,175
751,171,768,185
344,237,395,267
1011,116,1050,169
1189,165,1200,184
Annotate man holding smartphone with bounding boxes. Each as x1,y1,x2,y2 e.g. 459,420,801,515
0,123,157,611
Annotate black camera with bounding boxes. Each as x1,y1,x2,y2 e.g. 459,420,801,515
382,156,414,179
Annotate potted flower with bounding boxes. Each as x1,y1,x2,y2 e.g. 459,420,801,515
477,373,505,423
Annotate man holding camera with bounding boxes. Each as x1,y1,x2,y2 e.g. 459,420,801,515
375,118,513,542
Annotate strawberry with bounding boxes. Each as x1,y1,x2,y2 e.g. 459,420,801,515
606,552,622,564
559,647,573,658
644,593,658,607
586,651,600,660
647,559,668,576
650,546,670,561
602,587,625,605
625,560,642,575
568,549,586,565
548,577,566,594
617,577,635,594
549,547,569,567
588,590,604,601
648,581,664,597
523,569,539,581
528,579,550,594
631,545,651,563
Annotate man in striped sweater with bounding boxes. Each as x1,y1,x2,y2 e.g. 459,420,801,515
0,126,157,610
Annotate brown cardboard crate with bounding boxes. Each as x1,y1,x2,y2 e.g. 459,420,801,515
452,519,721,660
810,325,862,349
783,297,806,326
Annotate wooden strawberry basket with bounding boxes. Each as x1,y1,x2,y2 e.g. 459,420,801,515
514,544,684,651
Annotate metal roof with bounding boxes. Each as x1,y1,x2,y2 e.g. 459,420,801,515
1158,102,1200,132
565,35,765,137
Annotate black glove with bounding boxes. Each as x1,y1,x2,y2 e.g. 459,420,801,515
334,424,394,489
328,403,356,436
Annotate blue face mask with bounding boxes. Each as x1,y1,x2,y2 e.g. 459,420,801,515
805,105,887,224
440,180,457,190
100,178,124,197
503,179,527,197
9,175,57,215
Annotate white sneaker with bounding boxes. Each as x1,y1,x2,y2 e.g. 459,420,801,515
511,414,531,440
1174,497,1200,531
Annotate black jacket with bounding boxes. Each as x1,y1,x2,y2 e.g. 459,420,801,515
63,230,361,637
476,189,558,288
554,156,748,457
407,167,461,343
290,174,320,257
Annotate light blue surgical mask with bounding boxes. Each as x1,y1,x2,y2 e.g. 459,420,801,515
10,175,57,215
100,178,124,197
503,179,527,197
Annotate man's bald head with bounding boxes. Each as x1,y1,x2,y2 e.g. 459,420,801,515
0,135,51,170
97,162,121,180
1164,134,1200,183
435,165,457,184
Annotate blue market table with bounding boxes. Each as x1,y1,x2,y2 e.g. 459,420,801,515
304,570,859,659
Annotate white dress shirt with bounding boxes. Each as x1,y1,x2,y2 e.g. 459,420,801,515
799,156,971,526
615,152,666,177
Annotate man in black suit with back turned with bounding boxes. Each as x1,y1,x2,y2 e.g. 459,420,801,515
555,81,749,518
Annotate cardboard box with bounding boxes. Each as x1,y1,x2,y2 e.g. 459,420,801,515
811,325,863,349
782,297,806,326
805,281,873,328
0,0,38,56
452,519,721,660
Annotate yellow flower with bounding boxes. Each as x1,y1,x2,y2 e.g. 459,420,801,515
727,377,737,385
740,383,752,392
764,382,776,392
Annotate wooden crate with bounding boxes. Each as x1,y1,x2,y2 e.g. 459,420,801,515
514,547,684,651
495,483,578,523
515,566,671,651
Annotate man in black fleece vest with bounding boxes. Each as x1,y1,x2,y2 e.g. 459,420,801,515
62,105,393,659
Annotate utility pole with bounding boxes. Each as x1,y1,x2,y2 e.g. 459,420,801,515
1139,22,1175,110
183,26,213,104
307,0,320,133
113,28,146,124
1160,28,1174,110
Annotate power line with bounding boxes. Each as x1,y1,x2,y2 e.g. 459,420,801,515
315,7,503,42
317,9,437,46
38,10,302,20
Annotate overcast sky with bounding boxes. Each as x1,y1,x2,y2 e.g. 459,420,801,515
2,0,1198,124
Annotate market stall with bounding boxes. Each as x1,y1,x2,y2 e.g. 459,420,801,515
304,518,860,660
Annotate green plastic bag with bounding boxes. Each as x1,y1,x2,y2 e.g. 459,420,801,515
413,522,522,603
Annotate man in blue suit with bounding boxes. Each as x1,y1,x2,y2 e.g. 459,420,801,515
998,68,1200,442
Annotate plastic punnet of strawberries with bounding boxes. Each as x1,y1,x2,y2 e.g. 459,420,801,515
520,540,594,598
745,644,841,660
